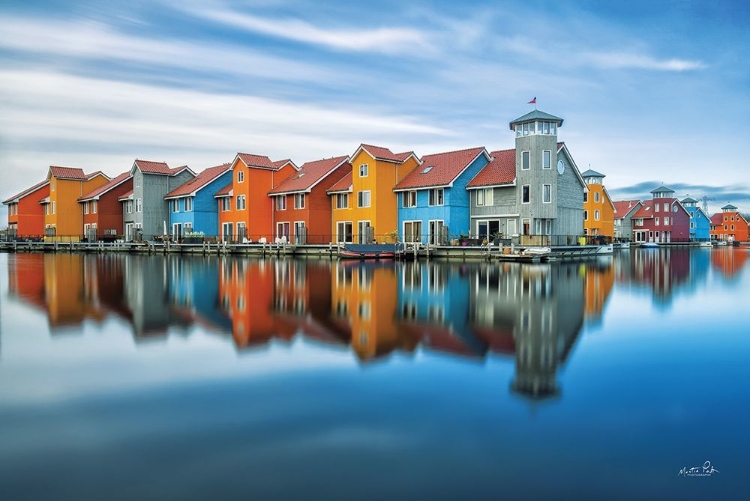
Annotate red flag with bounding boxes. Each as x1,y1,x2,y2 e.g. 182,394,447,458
528,97,536,104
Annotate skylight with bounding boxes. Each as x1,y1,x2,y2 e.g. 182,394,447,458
421,166,434,174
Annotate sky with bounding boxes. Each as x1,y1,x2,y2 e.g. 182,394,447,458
1,0,749,220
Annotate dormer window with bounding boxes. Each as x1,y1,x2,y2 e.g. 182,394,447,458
421,166,433,174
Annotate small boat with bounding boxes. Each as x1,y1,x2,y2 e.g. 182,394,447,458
699,241,713,247
618,242,631,250
339,243,396,259
640,242,659,248
713,241,727,247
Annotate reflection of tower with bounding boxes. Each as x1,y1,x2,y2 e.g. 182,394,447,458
583,256,615,324
468,262,585,401
124,255,184,338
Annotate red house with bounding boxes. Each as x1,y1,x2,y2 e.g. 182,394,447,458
267,156,351,244
631,185,690,243
78,172,133,240
3,180,50,238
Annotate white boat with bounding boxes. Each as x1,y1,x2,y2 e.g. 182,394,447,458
597,244,614,254
699,241,713,247
713,241,727,247
640,242,659,248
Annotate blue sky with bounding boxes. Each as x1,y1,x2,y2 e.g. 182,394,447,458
1,0,749,218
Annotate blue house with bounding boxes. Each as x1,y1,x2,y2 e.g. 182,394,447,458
681,197,710,241
394,147,491,244
165,163,232,239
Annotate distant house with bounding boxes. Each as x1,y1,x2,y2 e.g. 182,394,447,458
631,185,691,243
268,156,351,244
78,172,133,240
329,144,420,244
128,159,195,241
394,147,491,244
467,110,586,245
43,166,110,241
710,204,749,243
164,163,232,240
581,169,615,238
2,180,50,238
613,200,642,242
680,197,711,242
215,153,298,242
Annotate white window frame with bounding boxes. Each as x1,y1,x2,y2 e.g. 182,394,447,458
522,184,530,204
294,193,305,209
185,197,193,212
236,195,246,211
594,192,600,203
84,203,89,215
542,150,551,169
336,193,348,209
403,191,417,208
428,188,444,207
522,151,530,170
595,210,600,221
172,199,180,213
237,170,244,183
358,190,371,208
542,184,551,204
359,164,368,177
276,196,286,211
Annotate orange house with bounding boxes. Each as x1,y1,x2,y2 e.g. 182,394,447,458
268,155,351,244
42,166,110,241
710,204,749,243
581,169,615,238
215,153,297,242
78,171,133,240
329,144,420,244
2,179,50,237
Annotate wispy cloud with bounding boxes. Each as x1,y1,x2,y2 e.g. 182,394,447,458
580,52,706,71
179,5,433,55
609,181,750,212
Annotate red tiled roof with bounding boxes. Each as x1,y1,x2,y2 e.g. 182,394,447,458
134,159,171,174
326,172,353,193
272,159,296,170
394,151,417,162
633,200,655,219
49,166,86,180
79,172,131,201
214,183,233,198
357,143,417,163
466,148,515,188
118,190,133,201
710,213,723,225
169,165,192,175
269,156,349,195
237,153,275,169
86,170,110,181
394,147,486,190
613,200,641,216
2,179,49,204
164,163,231,199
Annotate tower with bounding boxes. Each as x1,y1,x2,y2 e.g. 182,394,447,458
509,110,564,236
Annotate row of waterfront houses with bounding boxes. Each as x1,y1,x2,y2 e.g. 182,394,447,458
4,108,748,245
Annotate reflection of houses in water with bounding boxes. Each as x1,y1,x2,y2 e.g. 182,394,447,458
710,247,749,278
169,256,231,334
331,262,417,360
618,249,692,306
7,254,47,311
397,262,482,358
469,263,585,400
583,257,614,324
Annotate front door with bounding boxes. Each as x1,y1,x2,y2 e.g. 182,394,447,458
358,221,371,244
337,222,353,243
222,222,233,242
428,220,444,245
277,222,290,242
125,223,133,241
173,223,182,242
294,221,306,245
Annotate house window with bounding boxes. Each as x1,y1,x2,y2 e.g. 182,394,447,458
584,210,588,221
236,195,246,210
655,217,660,226
543,184,551,204
221,198,230,211
664,203,669,212
84,203,89,215
294,193,305,209
595,210,600,221
522,185,530,204
358,191,371,208
594,192,600,203
428,188,444,206
172,200,180,212
542,150,551,169
237,171,244,183
724,225,728,230
359,164,368,177
583,192,588,203
336,193,348,209
185,197,193,212
51,180,55,192
731,225,735,230
477,190,484,206
51,201,56,214
403,191,417,208
522,151,530,170
673,205,678,213
655,204,659,212
276,196,286,210
136,198,142,213
92,201,97,214
664,217,669,225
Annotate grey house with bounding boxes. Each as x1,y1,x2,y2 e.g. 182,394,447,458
466,110,586,245
613,200,643,242
125,159,195,240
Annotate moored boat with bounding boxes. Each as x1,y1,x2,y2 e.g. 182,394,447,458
339,244,396,259
640,242,659,248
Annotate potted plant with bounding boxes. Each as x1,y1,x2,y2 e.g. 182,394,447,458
183,231,205,244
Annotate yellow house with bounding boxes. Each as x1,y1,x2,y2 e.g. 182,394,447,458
582,169,615,238
328,144,420,244
43,166,110,241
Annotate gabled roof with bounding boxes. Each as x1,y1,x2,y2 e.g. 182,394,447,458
394,147,489,191
118,190,133,201
2,179,49,205
78,172,132,201
269,156,350,195
613,200,642,218
633,200,655,219
557,142,587,190
164,163,231,199
327,172,353,194
353,143,419,164
133,159,171,174
601,186,616,210
710,213,723,225
650,185,675,194
509,109,563,130
86,171,109,181
235,153,298,171
48,166,86,180
213,183,233,198
581,169,605,178
466,148,515,188
39,197,50,204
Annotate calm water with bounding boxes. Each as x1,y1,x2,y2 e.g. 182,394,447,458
0,248,748,500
